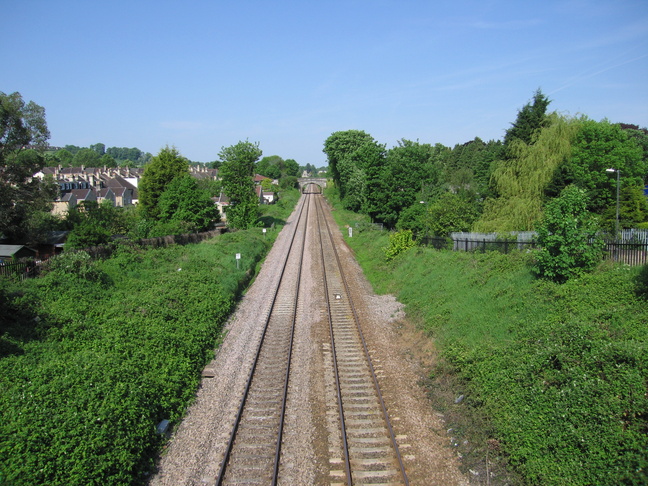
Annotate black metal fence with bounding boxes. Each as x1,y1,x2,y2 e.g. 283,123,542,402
419,236,648,266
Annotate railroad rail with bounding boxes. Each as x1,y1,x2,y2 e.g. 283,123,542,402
215,193,408,485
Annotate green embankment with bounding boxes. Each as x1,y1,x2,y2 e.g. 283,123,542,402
0,190,300,486
327,191,648,486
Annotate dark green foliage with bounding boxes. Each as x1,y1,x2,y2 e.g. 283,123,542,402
219,140,262,230
368,139,441,228
138,146,190,220
65,221,112,250
636,264,648,299
64,201,131,250
503,88,551,149
547,118,645,214
0,92,56,243
534,185,604,283
425,192,481,237
157,174,220,232
323,129,379,201
0,229,274,485
71,148,101,167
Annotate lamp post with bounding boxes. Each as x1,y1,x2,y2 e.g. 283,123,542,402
606,168,620,239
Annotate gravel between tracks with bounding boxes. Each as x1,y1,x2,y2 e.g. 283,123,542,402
149,196,469,486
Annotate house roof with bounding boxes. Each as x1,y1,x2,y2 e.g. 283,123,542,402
70,188,95,200
0,245,36,258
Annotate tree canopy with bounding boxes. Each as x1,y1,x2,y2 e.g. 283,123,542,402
0,92,57,244
138,146,190,220
219,140,262,230
157,174,220,232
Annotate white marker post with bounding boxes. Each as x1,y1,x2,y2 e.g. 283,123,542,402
348,227,353,238
263,228,267,238
236,253,241,269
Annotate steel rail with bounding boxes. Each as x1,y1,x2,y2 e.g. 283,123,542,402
215,194,311,486
314,196,353,486
315,194,410,486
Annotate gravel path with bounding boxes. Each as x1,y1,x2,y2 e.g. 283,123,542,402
150,195,468,485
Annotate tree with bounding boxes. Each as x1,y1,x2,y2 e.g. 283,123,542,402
372,139,443,228
323,130,376,197
547,118,645,214
53,148,74,166
503,89,551,149
284,158,300,177
219,140,262,229
0,91,50,161
474,114,580,232
138,146,189,220
72,148,101,167
426,193,481,237
0,92,57,243
533,185,603,283
100,153,117,168
157,174,220,232
256,156,282,179
89,143,106,156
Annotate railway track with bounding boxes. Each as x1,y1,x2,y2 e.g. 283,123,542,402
215,190,408,485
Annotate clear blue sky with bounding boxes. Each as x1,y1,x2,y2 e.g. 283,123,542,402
2,0,647,166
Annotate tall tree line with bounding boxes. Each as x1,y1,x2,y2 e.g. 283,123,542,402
323,90,648,236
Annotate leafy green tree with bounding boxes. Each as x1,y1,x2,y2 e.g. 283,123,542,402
547,118,645,214
157,174,220,232
53,148,74,166
72,148,101,167
534,185,603,283
426,193,481,237
475,114,580,232
602,184,648,230
219,140,262,229
0,91,49,160
0,92,57,243
65,221,112,250
371,139,443,228
323,130,376,197
89,143,105,156
100,153,117,168
256,156,282,179
279,176,298,190
138,146,189,220
284,158,300,177
443,138,503,197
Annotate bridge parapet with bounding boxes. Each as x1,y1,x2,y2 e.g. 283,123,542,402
298,178,327,190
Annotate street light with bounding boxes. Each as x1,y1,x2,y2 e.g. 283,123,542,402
606,168,620,239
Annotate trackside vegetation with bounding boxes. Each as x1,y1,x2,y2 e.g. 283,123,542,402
0,190,300,485
326,189,648,485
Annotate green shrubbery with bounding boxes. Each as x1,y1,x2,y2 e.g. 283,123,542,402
329,195,648,485
0,228,275,485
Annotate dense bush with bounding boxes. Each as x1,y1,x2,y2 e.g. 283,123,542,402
534,185,604,283
0,230,272,485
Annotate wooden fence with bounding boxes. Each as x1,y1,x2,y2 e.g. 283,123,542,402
0,260,39,281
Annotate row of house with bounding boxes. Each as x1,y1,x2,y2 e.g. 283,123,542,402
34,165,277,221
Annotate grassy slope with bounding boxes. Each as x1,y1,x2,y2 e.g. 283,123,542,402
327,190,648,486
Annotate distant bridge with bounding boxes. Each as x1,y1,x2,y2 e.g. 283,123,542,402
297,177,327,193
